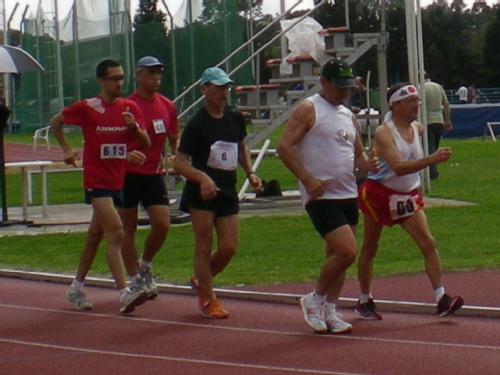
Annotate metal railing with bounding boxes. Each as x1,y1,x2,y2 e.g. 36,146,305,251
446,88,500,105
174,0,328,120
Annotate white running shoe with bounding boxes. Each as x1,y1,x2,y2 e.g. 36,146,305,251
325,303,353,333
300,293,327,333
140,267,158,300
119,288,148,314
66,285,93,311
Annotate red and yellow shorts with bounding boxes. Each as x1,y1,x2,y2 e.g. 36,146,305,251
358,179,424,227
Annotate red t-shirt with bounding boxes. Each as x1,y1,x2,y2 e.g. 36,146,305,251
62,97,145,190
126,92,179,175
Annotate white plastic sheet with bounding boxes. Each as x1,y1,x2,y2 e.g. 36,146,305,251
279,16,329,76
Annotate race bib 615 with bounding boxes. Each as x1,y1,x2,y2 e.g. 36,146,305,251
100,144,126,159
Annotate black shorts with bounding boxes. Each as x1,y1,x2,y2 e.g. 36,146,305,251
180,182,239,218
118,173,169,209
84,189,123,207
305,199,359,237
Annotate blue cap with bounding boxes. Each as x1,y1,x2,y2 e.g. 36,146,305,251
201,67,233,86
136,56,164,69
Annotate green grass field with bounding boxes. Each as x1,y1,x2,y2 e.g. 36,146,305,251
1,138,499,287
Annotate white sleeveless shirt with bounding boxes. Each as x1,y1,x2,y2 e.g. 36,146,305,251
368,119,423,192
295,93,358,205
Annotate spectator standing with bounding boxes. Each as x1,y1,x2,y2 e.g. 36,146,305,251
424,73,452,180
456,85,467,104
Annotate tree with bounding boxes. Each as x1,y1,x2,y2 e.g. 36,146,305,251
134,0,167,25
133,0,171,96
483,7,500,84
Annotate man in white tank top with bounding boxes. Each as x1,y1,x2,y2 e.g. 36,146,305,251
278,58,378,333
356,82,463,320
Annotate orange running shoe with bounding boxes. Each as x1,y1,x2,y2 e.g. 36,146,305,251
200,298,229,319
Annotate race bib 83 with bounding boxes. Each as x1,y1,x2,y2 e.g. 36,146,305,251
389,193,419,220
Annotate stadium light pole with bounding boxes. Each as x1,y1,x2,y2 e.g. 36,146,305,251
405,0,430,192
161,0,178,97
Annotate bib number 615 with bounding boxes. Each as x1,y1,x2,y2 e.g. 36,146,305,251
100,144,126,159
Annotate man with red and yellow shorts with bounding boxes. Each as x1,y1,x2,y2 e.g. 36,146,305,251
355,82,463,321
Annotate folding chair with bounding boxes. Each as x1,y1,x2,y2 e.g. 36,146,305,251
33,125,51,151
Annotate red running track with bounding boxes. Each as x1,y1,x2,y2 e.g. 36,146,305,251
1,277,500,375
5,143,74,163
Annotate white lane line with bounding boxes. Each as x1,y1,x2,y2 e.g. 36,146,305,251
0,338,363,375
1,303,500,352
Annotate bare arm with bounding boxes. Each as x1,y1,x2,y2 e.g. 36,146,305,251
352,113,378,174
374,123,451,176
131,127,150,150
277,100,325,200
442,89,452,130
238,141,262,190
168,133,179,155
122,109,150,150
173,151,219,200
50,113,78,167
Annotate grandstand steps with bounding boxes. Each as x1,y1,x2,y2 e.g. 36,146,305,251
233,26,387,148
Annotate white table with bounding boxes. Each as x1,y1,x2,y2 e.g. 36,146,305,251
5,161,53,221
486,122,500,142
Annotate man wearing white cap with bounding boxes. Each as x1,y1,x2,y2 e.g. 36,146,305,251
118,56,179,300
174,67,262,319
356,82,463,320
278,58,377,334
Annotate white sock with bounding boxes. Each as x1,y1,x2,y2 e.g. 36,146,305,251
312,290,326,304
359,293,372,304
434,287,445,302
325,301,336,312
130,273,142,283
139,258,152,270
71,279,84,290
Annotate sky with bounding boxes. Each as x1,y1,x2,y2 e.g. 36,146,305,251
3,0,498,29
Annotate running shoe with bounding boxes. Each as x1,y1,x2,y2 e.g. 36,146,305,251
300,293,327,333
355,298,383,320
437,294,464,317
66,285,93,311
200,298,229,319
325,303,352,333
140,267,158,300
120,288,149,314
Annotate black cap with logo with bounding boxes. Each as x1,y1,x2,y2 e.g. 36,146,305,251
321,58,356,88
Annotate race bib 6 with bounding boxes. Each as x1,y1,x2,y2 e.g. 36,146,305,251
100,144,126,159
207,141,238,171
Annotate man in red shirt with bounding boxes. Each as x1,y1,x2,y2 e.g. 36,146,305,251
119,56,179,299
51,59,151,314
